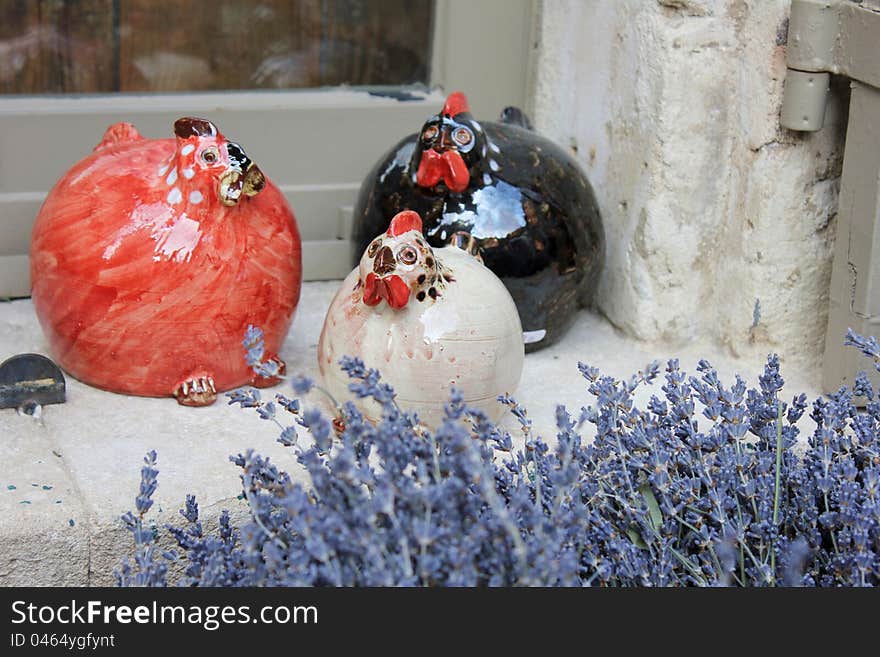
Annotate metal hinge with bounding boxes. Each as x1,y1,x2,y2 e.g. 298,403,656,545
781,1,880,393
781,0,880,131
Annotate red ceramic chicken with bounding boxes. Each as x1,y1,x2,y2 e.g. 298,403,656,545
30,117,301,406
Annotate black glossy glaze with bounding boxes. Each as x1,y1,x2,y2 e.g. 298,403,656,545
352,94,604,350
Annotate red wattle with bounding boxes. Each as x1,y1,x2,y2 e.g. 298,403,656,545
416,149,444,188
385,275,411,309
363,273,383,306
362,273,410,309
442,150,470,193
416,148,469,193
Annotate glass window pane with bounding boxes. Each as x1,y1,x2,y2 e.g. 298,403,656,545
0,0,434,94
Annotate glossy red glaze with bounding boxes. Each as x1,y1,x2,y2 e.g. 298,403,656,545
362,272,410,309
415,148,469,193
442,91,470,117
30,119,302,399
386,210,422,236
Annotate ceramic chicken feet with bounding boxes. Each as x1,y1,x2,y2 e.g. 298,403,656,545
173,373,217,407
251,355,287,389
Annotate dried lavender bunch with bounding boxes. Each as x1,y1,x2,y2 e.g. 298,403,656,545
118,333,880,587
115,451,167,586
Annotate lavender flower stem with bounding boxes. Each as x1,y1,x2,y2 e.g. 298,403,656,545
770,401,784,583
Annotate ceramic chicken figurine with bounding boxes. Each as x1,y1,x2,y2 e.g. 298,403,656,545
30,117,301,406
320,210,523,427
352,91,604,351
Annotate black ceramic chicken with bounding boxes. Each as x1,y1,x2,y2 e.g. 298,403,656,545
352,91,604,350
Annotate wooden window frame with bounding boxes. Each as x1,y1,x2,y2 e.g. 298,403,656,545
0,0,536,298
781,1,880,391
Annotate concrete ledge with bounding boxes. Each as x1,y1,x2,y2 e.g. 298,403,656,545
0,281,822,586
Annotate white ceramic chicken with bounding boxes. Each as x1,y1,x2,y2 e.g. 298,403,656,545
318,210,524,427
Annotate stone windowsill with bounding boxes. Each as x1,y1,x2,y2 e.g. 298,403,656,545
0,281,822,585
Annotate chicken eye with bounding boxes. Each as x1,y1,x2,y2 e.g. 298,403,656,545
453,127,472,145
398,245,418,265
201,148,218,164
367,240,381,257
422,125,438,141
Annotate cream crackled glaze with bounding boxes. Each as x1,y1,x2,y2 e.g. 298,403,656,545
319,210,524,427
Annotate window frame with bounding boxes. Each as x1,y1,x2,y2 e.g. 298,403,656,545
782,0,880,392
0,0,537,298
